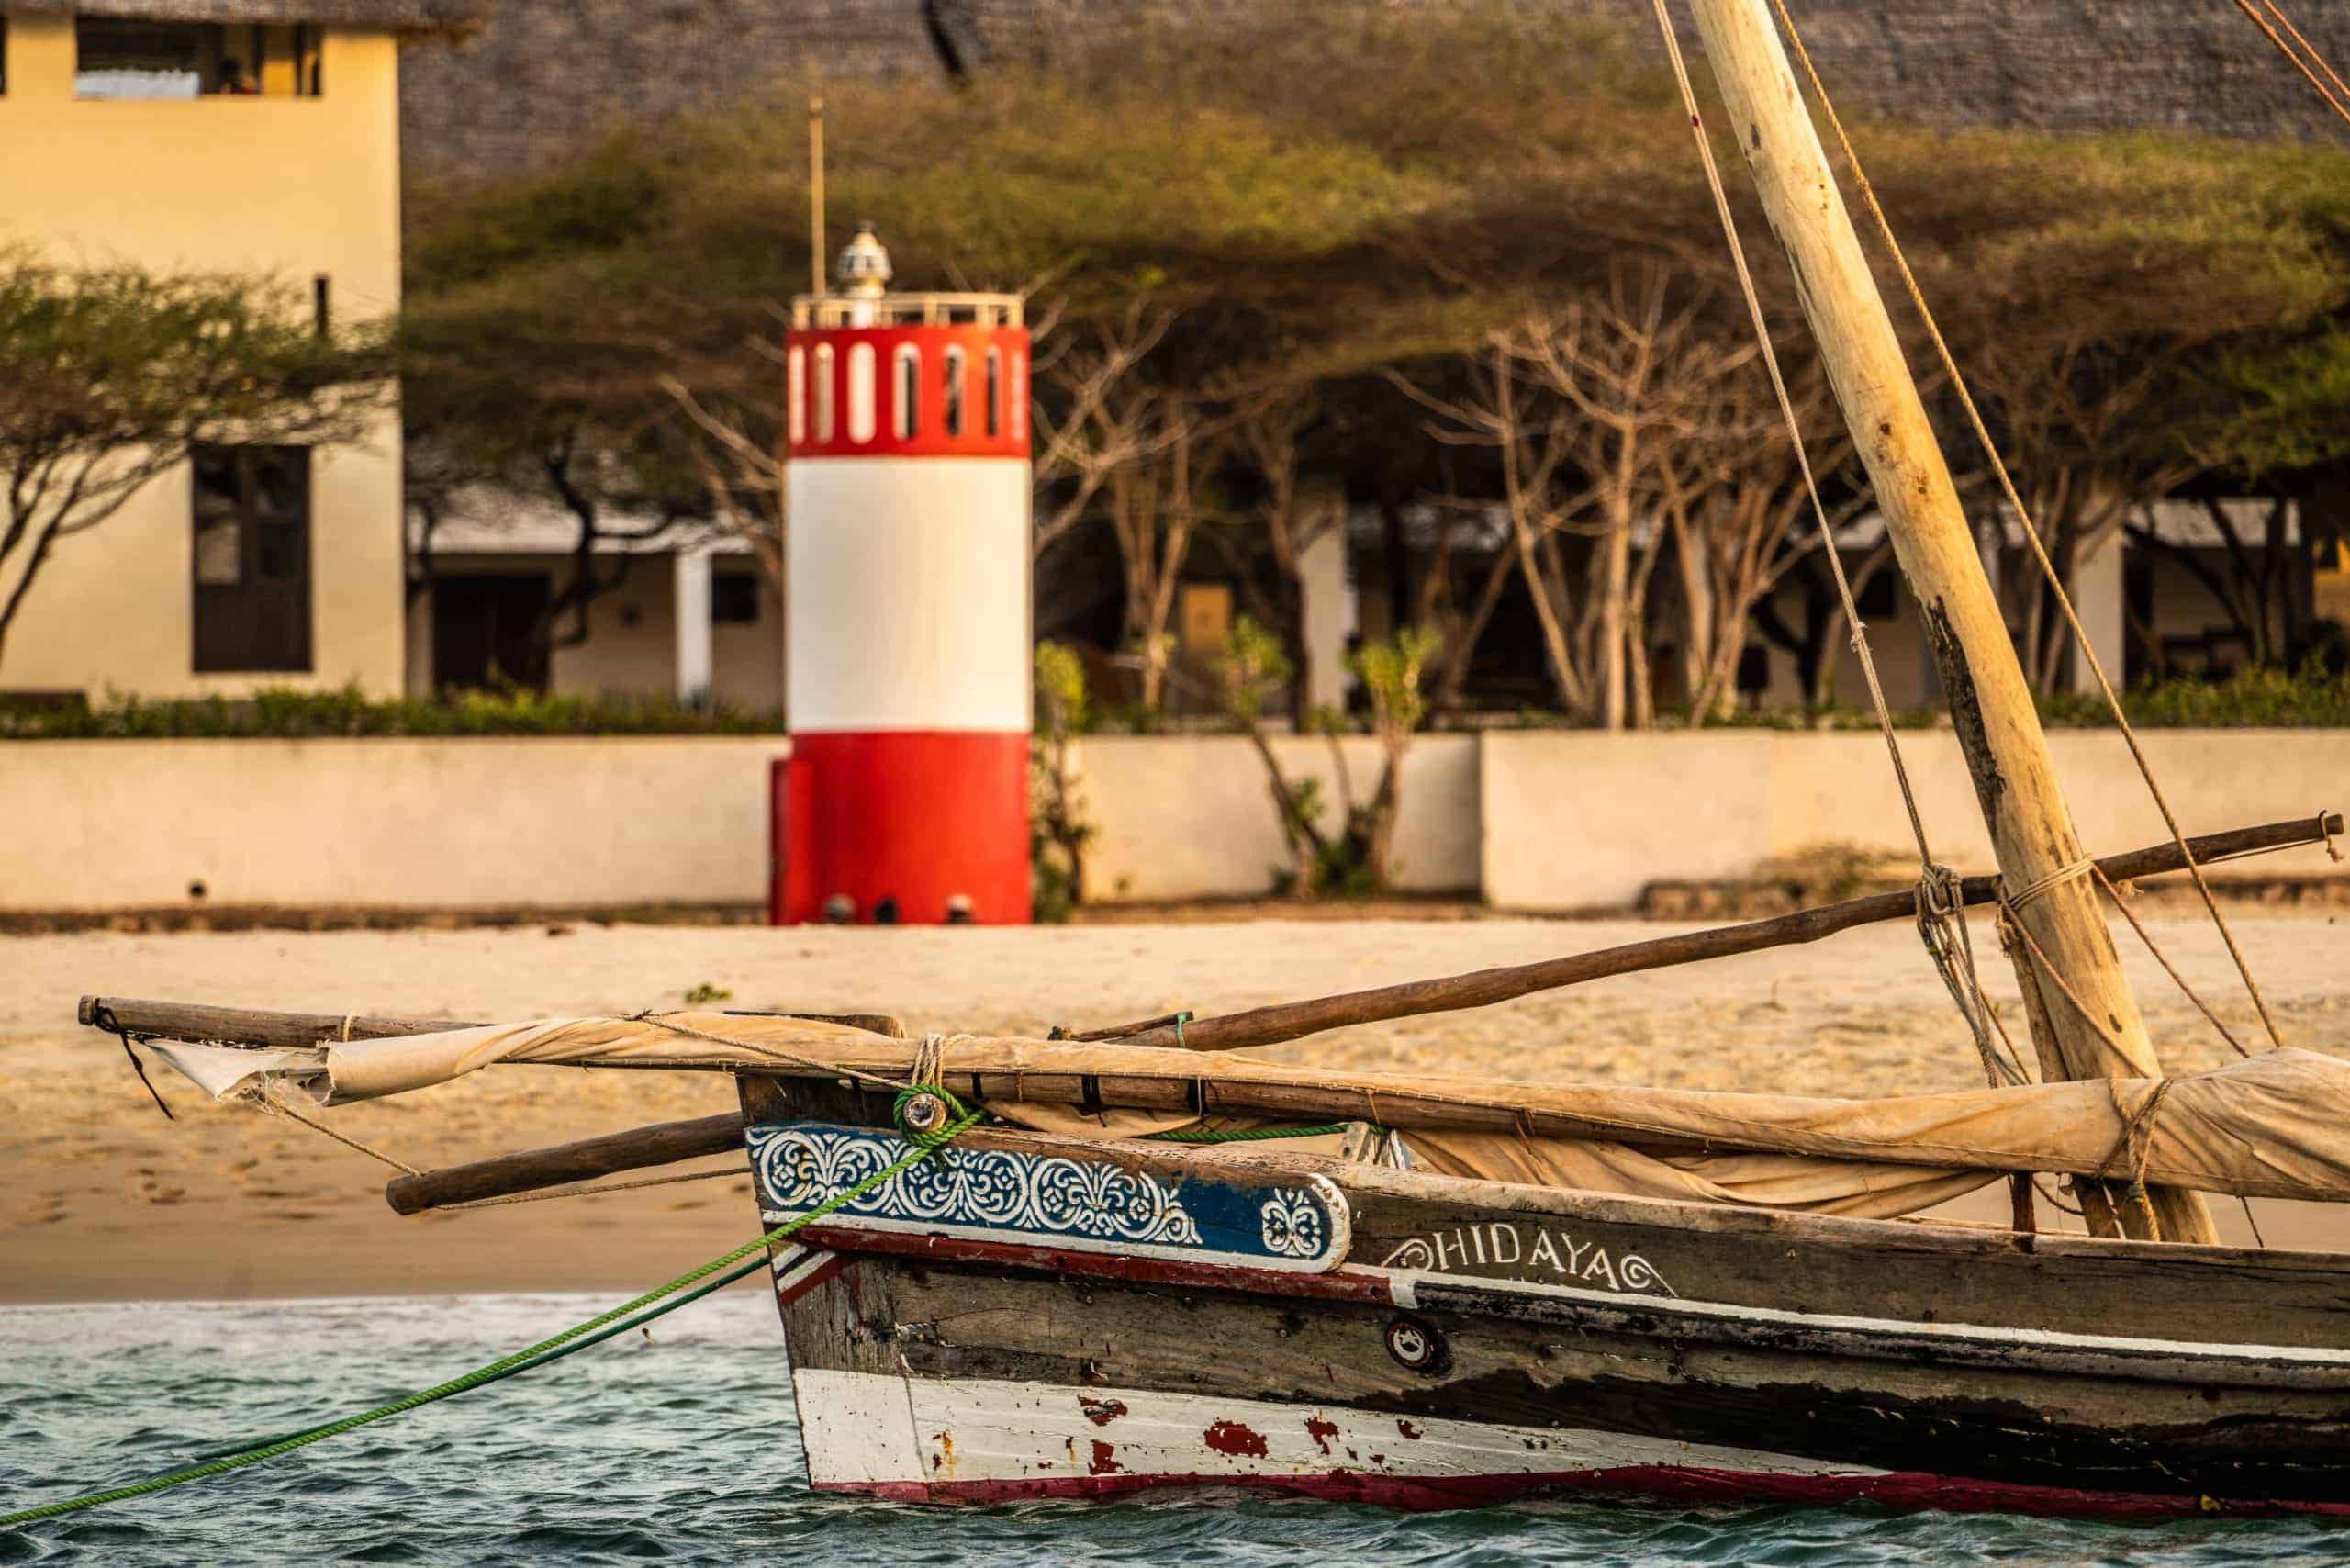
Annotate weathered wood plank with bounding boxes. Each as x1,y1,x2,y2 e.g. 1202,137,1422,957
805,1256,2350,1501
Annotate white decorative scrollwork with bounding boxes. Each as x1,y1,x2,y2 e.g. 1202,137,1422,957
751,1126,1202,1248
1259,1189,1326,1257
1380,1237,1438,1271
1616,1254,1677,1297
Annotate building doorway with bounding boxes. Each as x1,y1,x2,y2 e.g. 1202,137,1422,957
431,574,551,691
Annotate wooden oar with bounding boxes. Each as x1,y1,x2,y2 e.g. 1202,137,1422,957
82,813,2335,1058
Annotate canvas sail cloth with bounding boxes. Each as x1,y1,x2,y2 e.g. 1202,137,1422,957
145,1014,2350,1218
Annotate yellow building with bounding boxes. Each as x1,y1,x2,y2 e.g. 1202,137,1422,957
0,1,463,701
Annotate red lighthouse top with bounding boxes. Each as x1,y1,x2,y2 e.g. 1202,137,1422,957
785,225,1029,461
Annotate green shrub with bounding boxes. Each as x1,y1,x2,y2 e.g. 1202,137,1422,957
0,684,787,739
2039,657,2350,728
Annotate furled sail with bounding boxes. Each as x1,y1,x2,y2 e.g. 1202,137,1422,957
144,1014,2350,1210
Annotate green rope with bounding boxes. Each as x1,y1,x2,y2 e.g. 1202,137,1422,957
1,1096,980,1531
1142,1121,1358,1144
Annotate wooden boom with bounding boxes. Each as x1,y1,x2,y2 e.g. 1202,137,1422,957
1093,813,2340,1051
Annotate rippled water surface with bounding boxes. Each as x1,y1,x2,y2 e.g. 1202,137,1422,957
5,1292,2349,1565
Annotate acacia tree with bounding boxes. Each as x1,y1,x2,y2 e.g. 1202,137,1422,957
1398,266,1740,728
399,278,713,678
1659,349,1874,720
0,255,381,667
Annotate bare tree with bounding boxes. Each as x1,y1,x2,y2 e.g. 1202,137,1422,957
662,369,786,588
1227,386,1340,709
1658,352,1874,722
1393,340,1590,717
1031,302,1181,559
1966,337,2204,689
1107,402,1224,712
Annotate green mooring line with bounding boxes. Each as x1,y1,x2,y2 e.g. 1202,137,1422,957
0,1106,980,1531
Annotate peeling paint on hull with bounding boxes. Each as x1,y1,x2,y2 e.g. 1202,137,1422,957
791,1370,2350,1518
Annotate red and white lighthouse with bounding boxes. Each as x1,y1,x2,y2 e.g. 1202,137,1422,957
772,226,1032,925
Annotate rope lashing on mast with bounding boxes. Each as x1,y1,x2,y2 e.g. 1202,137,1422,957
0,1091,985,1531
1763,0,2289,1057
1642,0,2023,1095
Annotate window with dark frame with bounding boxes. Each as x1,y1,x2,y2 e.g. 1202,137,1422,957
192,445,313,674
75,17,323,98
2,17,11,96
711,572,761,625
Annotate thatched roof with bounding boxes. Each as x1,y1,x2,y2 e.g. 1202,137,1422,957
3,0,483,31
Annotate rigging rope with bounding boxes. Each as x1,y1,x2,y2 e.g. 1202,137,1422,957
1643,0,2026,1094
2227,0,2350,130
0,1092,983,1531
1764,0,2288,1057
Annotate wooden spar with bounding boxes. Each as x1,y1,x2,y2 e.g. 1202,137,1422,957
75,997,487,1048
1683,0,2215,1242
1092,814,2336,1051
384,1113,745,1214
381,1031,2348,1214
83,814,2333,1058
809,95,826,297
74,998,908,1051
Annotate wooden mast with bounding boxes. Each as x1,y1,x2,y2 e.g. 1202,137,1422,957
1682,0,2215,1242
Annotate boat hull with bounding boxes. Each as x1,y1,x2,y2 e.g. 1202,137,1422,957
788,1366,2350,1518
740,1089,2350,1517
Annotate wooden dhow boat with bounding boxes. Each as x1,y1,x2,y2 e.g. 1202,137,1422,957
70,0,2350,1525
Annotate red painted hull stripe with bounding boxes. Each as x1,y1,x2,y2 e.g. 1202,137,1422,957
818,1464,2350,1519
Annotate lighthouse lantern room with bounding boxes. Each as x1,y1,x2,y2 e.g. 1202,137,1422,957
772,225,1033,925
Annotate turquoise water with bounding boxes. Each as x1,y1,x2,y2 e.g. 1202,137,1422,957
5,1290,2349,1566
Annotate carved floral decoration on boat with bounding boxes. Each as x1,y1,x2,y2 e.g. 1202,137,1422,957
747,1123,1352,1271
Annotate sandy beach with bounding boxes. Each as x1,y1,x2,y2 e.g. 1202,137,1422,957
4,908,2344,1303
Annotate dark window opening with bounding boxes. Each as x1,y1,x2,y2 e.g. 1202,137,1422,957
313,274,331,337
1736,644,1772,695
711,572,761,624
2,17,11,96
1854,565,1899,619
432,574,551,691
193,445,312,673
77,18,323,99
983,348,1002,438
943,347,966,437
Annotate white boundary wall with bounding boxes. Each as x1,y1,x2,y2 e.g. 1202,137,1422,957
0,738,788,912
0,730,2339,913
1480,729,2350,910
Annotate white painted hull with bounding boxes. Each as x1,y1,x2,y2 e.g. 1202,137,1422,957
789,1367,1883,1508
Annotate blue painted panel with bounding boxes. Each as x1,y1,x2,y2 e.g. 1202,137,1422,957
746,1122,1351,1273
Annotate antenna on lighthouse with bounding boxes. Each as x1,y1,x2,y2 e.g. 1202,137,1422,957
807,95,826,298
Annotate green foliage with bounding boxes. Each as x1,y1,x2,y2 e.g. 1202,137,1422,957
1213,617,1293,724
2038,656,2350,728
1032,640,1091,736
2190,326,2350,479
1351,625,1443,742
0,684,786,739
1030,642,1097,922
680,981,734,1005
